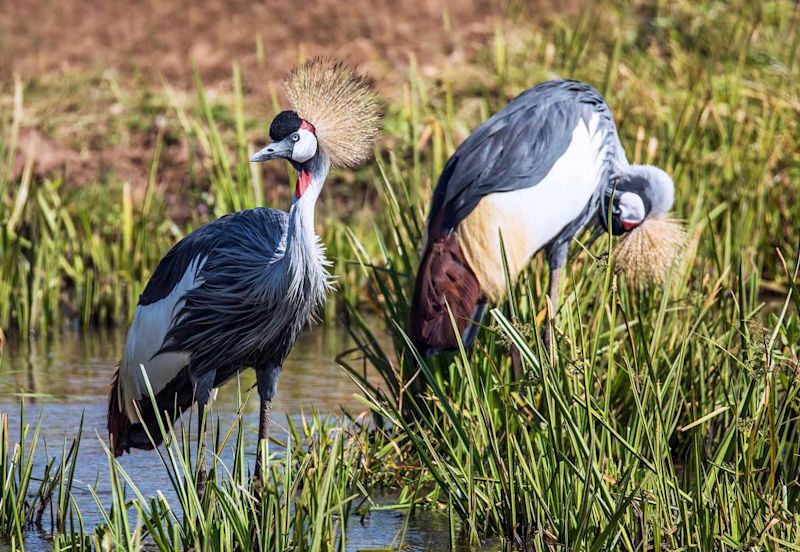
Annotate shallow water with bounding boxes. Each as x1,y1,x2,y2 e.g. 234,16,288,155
0,324,479,551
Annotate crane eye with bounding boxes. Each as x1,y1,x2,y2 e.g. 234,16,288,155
290,133,300,143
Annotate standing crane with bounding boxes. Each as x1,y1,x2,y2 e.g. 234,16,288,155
107,59,381,481
410,80,676,356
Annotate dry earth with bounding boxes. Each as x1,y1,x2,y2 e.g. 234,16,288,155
0,0,572,215
2,0,501,86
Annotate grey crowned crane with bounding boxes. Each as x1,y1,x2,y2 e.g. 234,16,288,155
410,79,680,356
107,60,381,477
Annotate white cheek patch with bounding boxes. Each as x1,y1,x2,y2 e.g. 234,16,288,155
292,129,317,163
620,192,646,224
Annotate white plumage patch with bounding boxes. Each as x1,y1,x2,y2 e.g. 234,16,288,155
618,191,646,227
457,112,608,302
117,255,206,422
291,129,318,163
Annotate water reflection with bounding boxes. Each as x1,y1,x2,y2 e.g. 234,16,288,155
0,324,374,414
0,322,480,552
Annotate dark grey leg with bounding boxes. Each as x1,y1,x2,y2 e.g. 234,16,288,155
543,243,568,362
192,371,214,499
254,365,281,483
543,266,561,358
196,401,208,498
254,398,272,482
461,301,487,348
510,346,523,380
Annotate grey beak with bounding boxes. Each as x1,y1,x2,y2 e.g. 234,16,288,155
250,140,292,163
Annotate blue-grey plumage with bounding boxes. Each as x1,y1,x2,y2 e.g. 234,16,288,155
427,81,624,237
108,59,381,490
108,112,333,462
109,147,330,454
411,80,675,356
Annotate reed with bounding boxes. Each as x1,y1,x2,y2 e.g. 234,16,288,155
344,135,800,549
0,0,798,549
2,389,408,551
0,405,83,547
339,0,800,546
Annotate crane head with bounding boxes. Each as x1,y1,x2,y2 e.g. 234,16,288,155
601,165,675,235
603,165,687,286
605,191,648,235
250,59,381,169
250,110,318,164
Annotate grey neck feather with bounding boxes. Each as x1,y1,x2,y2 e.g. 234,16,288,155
161,152,333,375
626,164,674,215
287,153,330,253
282,152,333,309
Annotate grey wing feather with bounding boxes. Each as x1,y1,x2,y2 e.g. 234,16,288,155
157,208,309,379
138,208,287,306
428,80,621,237
138,221,220,306
119,208,287,402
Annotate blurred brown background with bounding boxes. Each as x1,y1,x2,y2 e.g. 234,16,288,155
0,0,577,216
0,0,526,87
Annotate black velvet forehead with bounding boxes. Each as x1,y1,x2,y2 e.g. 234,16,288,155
269,110,302,141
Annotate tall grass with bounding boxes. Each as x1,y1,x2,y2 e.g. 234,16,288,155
2,0,793,337
0,0,798,549
2,389,407,551
0,68,377,336
347,170,800,546
0,406,83,548
344,143,800,548
339,0,800,547
0,77,174,335
86,408,364,552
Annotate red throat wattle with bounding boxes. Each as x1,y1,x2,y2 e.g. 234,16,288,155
296,170,311,199
295,120,315,199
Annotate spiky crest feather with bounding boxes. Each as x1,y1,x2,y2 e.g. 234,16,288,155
614,214,688,285
284,58,382,168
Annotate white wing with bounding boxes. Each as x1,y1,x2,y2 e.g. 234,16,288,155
457,112,609,301
117,255,206,421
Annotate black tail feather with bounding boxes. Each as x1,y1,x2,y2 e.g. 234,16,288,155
107,366,195,457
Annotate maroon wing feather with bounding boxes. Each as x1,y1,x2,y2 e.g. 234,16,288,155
410,233,482,354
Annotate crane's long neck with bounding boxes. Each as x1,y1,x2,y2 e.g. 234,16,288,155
286,153,330,259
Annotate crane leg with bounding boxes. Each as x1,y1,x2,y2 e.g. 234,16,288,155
193,372,214,500
543,267,561,359
196,401,208,498
254,365,281,484
254,398,272,482
511,347,523,380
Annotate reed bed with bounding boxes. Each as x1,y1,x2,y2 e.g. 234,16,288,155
0,0,799,549
341,0,800,546
0,392,408,551
344,157,800,547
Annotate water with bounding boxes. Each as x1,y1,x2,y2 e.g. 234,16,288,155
0,324,465,551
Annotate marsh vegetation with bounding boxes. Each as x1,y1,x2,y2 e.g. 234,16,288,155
1,0,799,549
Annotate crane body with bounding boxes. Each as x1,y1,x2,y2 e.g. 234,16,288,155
456,109,611,303
411,80,674,356
107,60,381,482
109,164,330,455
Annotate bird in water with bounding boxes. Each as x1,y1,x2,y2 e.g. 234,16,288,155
107,59,381,481
410,79,680,357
